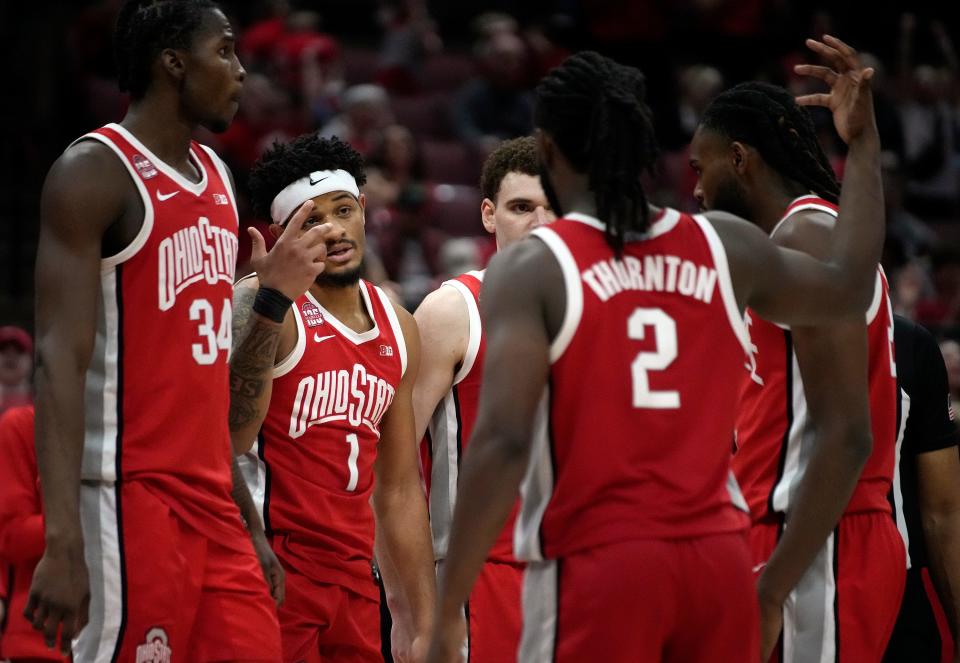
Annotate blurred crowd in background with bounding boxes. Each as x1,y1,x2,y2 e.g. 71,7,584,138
1,0,959,416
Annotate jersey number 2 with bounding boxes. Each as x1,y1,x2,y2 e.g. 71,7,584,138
628,308,680,409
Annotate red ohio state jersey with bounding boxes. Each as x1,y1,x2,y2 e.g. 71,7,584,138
733,195,898,521
250,280,406,600
426,270,520,563
74,124,243,546
515,211,752,562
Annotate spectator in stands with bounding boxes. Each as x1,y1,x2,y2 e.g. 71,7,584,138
0,327,31,415
884,151,939,262
916,250,960,328
940,339,960,426
454,31,533,153
678,65,724,140
365,124,426,212
375,0,443,94
0,405,69,661
320,84,393,155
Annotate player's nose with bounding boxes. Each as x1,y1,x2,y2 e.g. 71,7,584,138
533,206,553,227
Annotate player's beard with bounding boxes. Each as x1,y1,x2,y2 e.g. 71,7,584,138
710,174,753,222
538,163,565,219
316,262,363,288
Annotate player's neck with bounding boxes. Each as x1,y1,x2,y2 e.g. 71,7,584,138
309,282,374,334
120,100,198,174
751,183,808,234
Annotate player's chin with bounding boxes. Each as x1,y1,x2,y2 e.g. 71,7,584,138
203,109,237,134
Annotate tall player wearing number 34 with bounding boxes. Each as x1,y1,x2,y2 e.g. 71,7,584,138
27,1,299,661
428,37,885,663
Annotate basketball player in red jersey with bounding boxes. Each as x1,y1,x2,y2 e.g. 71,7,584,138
690,81,904,662
25,1,330,660
229,133,435,663
412,136,553,662
427,37,883,663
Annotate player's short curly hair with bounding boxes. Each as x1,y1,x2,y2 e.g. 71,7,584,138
114,0,220,100
479,136,540,203
248,134,368,221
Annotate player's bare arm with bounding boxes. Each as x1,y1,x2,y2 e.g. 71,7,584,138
711,37,882,327
27,140,135,653
373,304,436,662
919,447,960,657
412,285,470,441
427,239,561,663
228,203,332,453
746,208,875,657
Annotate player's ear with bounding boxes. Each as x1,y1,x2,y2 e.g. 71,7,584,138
160,48,187,86
481,198,497,234
357,193,367,225
730,141,749,175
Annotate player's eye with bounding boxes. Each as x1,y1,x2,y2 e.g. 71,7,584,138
338,206,353,216
513,204,531,213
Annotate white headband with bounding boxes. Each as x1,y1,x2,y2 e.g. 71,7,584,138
270,169,360,225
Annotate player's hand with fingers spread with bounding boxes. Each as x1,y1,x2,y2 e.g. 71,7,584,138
794,35,877,145
25,540,90,655
248,200,335,301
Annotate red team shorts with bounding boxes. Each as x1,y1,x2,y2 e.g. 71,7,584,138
278,569,381,663
751,512,906,663
466,559,525,663
75,480,281,663
519,532,760,663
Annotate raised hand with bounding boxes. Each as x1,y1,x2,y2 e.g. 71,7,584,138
248,201,335,300
794,35,877,145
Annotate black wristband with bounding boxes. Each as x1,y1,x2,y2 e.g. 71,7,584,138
253,286,293,323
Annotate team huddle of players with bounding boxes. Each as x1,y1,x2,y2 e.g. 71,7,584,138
12,1,957,663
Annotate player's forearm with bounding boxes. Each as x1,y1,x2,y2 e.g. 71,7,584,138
0,514,45,562
436,430,527,622
230,456,264,536
923,506,960,648
33,354,86,547
229,288,283,452
758,424,871,607
375,483,436,634
830,126,883,315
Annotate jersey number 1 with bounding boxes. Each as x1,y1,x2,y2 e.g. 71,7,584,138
628,308,680,409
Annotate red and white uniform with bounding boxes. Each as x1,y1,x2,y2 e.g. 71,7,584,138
733,195,905,663
518,211,757,662
72,124,280,663
426,270,524,662
245,279,406,662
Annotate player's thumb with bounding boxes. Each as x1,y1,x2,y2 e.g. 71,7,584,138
248,227,267,261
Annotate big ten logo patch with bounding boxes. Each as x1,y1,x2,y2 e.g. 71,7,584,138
379,345,393,357
136,627,172,663
133,154,158,180
302,301,324,327
213,193,230,205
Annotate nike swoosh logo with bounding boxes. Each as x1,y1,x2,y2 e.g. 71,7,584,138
156,190,180,201
314,334,335,343
309,174,330,185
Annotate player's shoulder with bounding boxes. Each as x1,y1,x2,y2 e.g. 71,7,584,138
772,208,836,256
415,280,470,325
48,138,127,190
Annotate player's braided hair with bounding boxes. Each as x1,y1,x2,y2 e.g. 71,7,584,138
699,81,840,204
479,136,539,202
114,0,219,99
248,134,368,221
534,51,659,253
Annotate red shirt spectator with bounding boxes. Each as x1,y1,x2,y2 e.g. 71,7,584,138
0,405,67,660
